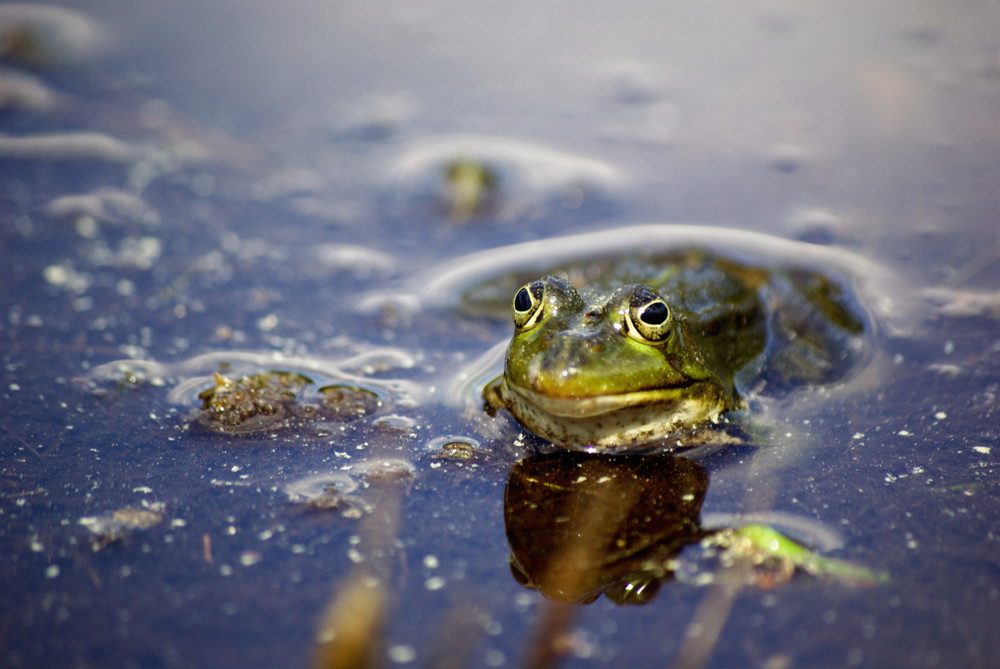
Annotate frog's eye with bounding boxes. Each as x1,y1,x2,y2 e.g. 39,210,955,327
625,287,672,344
512,280,546,330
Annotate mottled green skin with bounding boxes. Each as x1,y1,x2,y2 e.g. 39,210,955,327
484,251,864,451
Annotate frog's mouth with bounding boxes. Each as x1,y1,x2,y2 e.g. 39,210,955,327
501,379,730,450
505,382,704,419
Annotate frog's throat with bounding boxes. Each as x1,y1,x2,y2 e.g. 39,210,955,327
501,380,727,450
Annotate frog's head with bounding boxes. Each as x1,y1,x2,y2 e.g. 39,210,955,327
498,275,733,450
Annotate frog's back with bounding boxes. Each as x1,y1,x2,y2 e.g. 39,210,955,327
583,249,870,392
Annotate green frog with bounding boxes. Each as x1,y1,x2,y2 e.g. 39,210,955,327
482,246,869,451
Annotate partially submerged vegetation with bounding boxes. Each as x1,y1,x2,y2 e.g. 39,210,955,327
195,371,382,435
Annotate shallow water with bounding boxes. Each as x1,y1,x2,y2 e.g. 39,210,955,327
2,2,998,668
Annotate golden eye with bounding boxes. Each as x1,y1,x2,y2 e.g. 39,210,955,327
512,280,546,330
624,287,672,344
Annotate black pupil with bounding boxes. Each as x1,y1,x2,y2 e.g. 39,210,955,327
514,287,533,313
640,301,668,325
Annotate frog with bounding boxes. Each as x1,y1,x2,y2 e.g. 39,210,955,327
481,246,869,451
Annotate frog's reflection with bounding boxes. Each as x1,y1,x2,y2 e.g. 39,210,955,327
504,452,709,605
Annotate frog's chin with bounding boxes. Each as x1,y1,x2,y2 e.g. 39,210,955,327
500,380,729,451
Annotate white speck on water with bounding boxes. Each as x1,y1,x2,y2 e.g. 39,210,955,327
943,340,954,355
257,314,278,331
425,576,446,591
44,565,60,578
422,554,439,569
388,644,417,663
973,445,991,454
934,411,947,420
239,551,262,567
897,430,913,436
852,432,865,440
514,593,534,612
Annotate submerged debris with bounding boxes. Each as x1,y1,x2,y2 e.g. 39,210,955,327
78,502,166,551
197,371,310,433
388,134,623,224
442,158,500,222
923,287,1000,320
706,524,890,587
426,436,482,460
284,472,367,517
318,385,382,421
0,4,106,68
284,460,415,518
195,371,382,435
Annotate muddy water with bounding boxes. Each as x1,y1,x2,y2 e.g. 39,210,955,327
1,2,998,668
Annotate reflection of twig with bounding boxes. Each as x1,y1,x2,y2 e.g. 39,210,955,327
423,603,490,669
311,457,406,669
521,600,577,669
311,573,388,669
669,558,751,669
202,533,213,564
672,442,782,668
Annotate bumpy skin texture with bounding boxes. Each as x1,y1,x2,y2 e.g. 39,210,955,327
484,251,865,451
